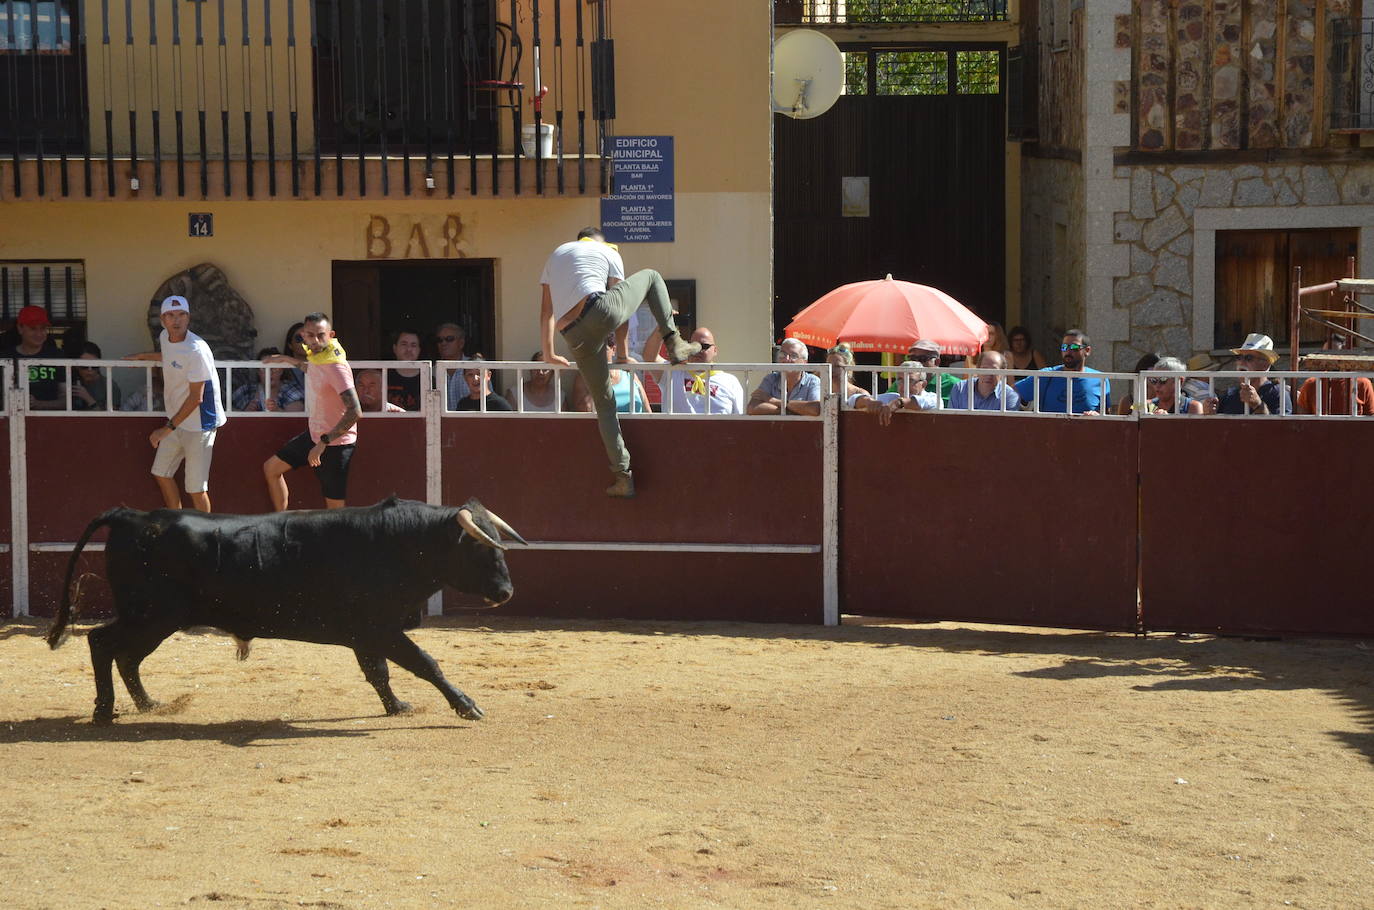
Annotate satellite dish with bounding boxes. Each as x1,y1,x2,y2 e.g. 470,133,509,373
772,29,844,120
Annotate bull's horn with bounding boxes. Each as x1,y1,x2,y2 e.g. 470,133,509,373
485,509,528,546
457,508,506,551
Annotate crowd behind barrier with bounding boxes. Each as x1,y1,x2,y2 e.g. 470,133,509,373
6,351,1374,634
12,357,1374,420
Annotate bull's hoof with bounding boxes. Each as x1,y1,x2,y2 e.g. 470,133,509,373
134,699,161,713
91,709,117,725
384,700,413,716
456,700,484,721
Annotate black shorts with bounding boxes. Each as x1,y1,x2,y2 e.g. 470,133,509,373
275,431,357,501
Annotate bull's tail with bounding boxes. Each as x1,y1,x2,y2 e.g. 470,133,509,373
46,508,130,649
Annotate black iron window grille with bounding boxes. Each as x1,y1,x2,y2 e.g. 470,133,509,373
844,46,1002,96
1330,17,1374,131
1,260,87,322
0,0,616,199
777,0,1008,25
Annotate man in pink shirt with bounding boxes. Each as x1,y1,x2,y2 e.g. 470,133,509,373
261,312,361,510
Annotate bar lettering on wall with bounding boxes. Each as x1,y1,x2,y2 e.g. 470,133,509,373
361,215,468,260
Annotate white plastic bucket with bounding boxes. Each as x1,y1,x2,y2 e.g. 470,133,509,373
521,123,555,158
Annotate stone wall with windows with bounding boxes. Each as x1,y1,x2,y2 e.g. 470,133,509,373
1108,160,1374,368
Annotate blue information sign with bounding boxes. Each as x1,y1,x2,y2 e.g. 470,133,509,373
601,136,674,243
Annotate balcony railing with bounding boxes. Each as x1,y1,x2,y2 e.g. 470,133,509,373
1330,17,1374,131
0,0,616,199
775,0,1009,25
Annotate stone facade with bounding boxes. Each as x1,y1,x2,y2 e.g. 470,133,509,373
1108,161,1374,368
1021,157,1086,341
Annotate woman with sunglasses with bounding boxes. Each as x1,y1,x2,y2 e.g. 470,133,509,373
1143,356,1203,414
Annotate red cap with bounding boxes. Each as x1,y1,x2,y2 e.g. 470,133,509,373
16,306,51,328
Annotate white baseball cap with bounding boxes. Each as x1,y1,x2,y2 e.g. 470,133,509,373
160,295,190,315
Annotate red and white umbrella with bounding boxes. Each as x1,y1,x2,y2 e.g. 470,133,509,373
784,274,990,356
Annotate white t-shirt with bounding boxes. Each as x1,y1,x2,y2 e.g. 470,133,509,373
664,368,745,414
540,240,626,319
159,329,226,430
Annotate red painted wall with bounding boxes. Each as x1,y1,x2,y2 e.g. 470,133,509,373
440,417,824,622
838,412,1140,631
23,414,427,616
1140,419,1374,636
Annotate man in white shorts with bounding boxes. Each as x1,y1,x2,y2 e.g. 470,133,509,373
125,295,227,511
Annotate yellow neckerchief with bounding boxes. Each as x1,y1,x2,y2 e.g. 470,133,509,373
577,236,619,251
305,339,348,366
688,369,717,397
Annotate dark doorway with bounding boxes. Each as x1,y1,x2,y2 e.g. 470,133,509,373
330,260,496,361
773,43,1006,341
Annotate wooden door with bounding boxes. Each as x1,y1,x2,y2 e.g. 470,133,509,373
1214,228,1357,348
331,263,383,360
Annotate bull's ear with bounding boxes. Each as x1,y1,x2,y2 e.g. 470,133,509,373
457,508,506,551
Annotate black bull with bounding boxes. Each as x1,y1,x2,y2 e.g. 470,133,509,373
45,498,526,724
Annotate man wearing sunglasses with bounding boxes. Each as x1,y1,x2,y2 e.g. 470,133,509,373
1201,333,1292,415
1013,329,1110,414
434,322,473,406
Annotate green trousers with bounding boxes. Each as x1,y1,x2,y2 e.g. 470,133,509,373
561,268,682,473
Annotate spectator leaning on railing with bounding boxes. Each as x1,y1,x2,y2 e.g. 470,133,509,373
1014,329,1110,415
1142,356,1204,414
1202,333,1292,415
896,339,956,405
748,337,821,416
859,361,937,426
948,351,1020,411
825,343,872,408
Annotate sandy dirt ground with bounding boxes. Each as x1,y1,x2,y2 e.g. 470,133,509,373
2,615,1372,909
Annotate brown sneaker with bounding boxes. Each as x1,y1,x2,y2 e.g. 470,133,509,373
606,470,636,498
663,332,702,365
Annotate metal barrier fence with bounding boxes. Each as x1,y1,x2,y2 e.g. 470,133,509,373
7,357,1374,633
7,357,835,622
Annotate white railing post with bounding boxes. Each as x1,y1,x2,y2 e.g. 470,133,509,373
10,366,29,617
424,362,444,617
822,368,839,626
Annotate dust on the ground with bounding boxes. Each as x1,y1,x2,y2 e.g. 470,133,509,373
2,615,1372,909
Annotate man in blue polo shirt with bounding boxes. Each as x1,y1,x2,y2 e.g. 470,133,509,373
1014,329,1110,414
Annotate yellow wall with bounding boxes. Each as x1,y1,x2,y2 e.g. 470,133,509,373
5,0,775,361
0,193,772,364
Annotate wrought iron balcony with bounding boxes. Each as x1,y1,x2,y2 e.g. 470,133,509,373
0,0,616,199
774,0,1009,25
1330,17,1374,131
